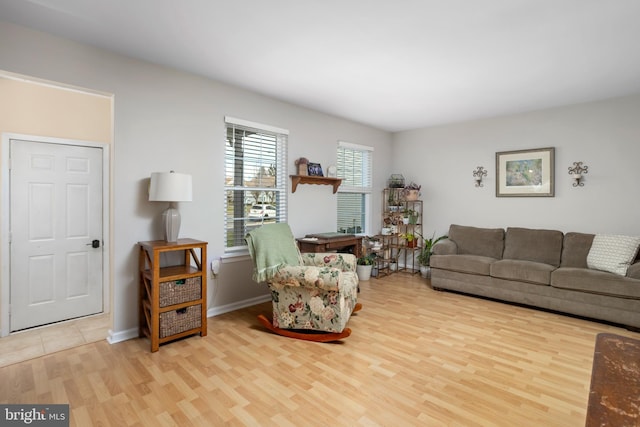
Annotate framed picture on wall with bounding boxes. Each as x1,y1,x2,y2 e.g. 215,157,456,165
496,147,555,197
307,163,324,176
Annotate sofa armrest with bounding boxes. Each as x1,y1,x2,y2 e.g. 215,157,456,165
627,262,640,280
433,239,457,255
300,252,357,272
271,265,343,291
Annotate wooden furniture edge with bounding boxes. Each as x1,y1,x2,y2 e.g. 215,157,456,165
290,175,342,193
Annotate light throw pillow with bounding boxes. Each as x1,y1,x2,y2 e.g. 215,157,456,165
587,234,640,276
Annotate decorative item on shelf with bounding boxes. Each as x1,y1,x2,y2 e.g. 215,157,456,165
388,174,405,188
402,182,421,201
327,165,337,177
400,232,418,248
307,162,323,176
406,209,419,225
295,157,309,175
363,236,382,252
149,171,192,242
473,166,487,187
416,232,448,278
387,187,402,210
568,161,588,187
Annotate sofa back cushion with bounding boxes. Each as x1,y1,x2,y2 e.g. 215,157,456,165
560,232,594,268
448,224,504,259
503,227,564,267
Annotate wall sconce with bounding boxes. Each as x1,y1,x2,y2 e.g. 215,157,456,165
473,166,487,187
568,162,588,187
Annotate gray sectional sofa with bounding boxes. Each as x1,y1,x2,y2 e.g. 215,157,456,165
430,224,640,329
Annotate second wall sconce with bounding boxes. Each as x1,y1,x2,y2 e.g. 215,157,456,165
568,162,589,187
473,166,487,187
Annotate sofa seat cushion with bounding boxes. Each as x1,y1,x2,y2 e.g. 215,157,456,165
551,267,640,299
503,227,564,267
490,259,555,285
448,224,505,259
430,254,495,276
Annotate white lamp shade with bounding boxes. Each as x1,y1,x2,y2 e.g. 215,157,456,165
149,172,192,202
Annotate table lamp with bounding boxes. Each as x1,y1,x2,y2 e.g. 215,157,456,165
149,171,192,242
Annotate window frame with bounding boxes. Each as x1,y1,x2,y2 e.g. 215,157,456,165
224,116,288,253
336,141,374,236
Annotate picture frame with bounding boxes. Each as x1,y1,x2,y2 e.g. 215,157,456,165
496,147,555,197
307,162,324,176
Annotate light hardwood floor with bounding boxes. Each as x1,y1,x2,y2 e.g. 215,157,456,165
1,274,637,426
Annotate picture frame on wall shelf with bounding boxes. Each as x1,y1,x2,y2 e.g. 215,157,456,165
307,163,324,176
496,147,555,197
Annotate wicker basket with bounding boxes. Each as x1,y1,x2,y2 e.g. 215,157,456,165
159,277,201,308
160,304,202,338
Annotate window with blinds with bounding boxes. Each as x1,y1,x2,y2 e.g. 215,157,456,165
224,117,288,252
337,141,373,235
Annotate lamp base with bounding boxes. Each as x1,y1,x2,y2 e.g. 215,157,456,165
162,203,181,242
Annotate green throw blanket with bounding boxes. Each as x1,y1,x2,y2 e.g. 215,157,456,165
245,223,301,282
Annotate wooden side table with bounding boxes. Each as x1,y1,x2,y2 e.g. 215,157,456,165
138,239,207,352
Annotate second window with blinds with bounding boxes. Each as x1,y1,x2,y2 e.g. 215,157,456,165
337,141,373,235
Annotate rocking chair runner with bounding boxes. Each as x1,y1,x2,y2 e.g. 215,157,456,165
245,223,361,342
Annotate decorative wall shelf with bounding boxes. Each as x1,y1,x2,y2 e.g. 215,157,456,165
290,175,342,193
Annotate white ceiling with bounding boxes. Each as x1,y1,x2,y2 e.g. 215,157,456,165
2,0,640,132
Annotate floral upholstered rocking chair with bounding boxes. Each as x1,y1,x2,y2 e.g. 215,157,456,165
245,223,362,342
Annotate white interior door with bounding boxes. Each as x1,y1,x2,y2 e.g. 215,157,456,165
10,139,103,332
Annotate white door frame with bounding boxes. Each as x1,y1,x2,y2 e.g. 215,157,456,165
1,133,111,337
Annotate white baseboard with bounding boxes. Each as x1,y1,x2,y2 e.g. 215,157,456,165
107,327,138,344
207,295,270,317
107,295,271,344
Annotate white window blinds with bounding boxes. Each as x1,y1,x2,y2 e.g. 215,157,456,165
337,141,373,192
337,141,373,234
224,117,288,252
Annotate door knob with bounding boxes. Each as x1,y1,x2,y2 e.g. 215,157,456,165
87,239,100,248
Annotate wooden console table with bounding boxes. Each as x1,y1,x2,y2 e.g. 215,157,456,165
297,233,362,258
585,333,640,426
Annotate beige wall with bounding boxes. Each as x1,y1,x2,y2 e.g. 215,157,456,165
0,75,112,143
0,73,113,334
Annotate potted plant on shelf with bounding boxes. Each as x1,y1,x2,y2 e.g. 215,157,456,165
402,182,421,201
404,209,418,225
399,232,418,248
356,253,376,281
416,232,448,278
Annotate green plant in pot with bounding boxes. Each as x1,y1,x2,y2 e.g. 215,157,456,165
357,253,376,265
404,209,418,225
356,253,376,281
416,232,448,278
399,232,418,248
